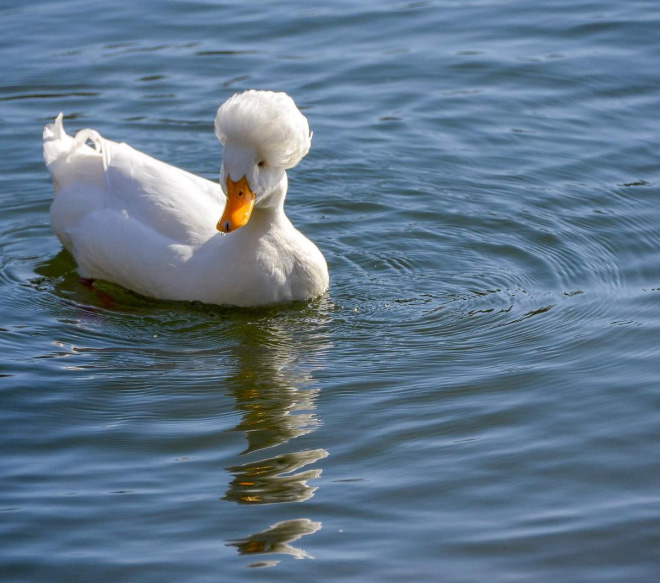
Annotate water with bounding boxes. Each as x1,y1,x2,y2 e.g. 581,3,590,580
2,0,660,581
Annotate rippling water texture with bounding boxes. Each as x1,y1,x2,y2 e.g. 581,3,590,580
2,1,660,581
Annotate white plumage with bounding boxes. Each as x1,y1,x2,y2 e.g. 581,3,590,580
43,90,329,307
215,90,312,169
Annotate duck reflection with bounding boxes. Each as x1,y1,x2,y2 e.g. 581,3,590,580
227,518,322,562
229,366,322,455
222,307,331,563
225,448,329,505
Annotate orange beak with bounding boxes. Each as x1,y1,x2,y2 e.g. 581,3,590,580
217,176,256,233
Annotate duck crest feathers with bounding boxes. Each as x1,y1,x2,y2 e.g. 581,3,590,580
214,90,312,169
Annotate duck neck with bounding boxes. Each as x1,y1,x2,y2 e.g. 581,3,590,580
249,173,291,231
250,202,288,230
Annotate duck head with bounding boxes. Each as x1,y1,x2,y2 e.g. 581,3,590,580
214,90,312,233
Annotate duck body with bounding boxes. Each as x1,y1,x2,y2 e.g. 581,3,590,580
43,91,329,307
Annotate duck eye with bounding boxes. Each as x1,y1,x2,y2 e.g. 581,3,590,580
257,160,265,167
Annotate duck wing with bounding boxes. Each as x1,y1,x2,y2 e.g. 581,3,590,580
100,137,225,245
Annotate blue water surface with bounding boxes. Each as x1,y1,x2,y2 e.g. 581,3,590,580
1,1,660,582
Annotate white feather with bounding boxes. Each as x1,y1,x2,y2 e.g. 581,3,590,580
215,90,312,169
43,92,328,307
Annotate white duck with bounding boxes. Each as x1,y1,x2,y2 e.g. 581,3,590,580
43,90,329,307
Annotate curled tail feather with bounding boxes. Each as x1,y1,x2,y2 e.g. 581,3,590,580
43,113,72,167
43,114,105,193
